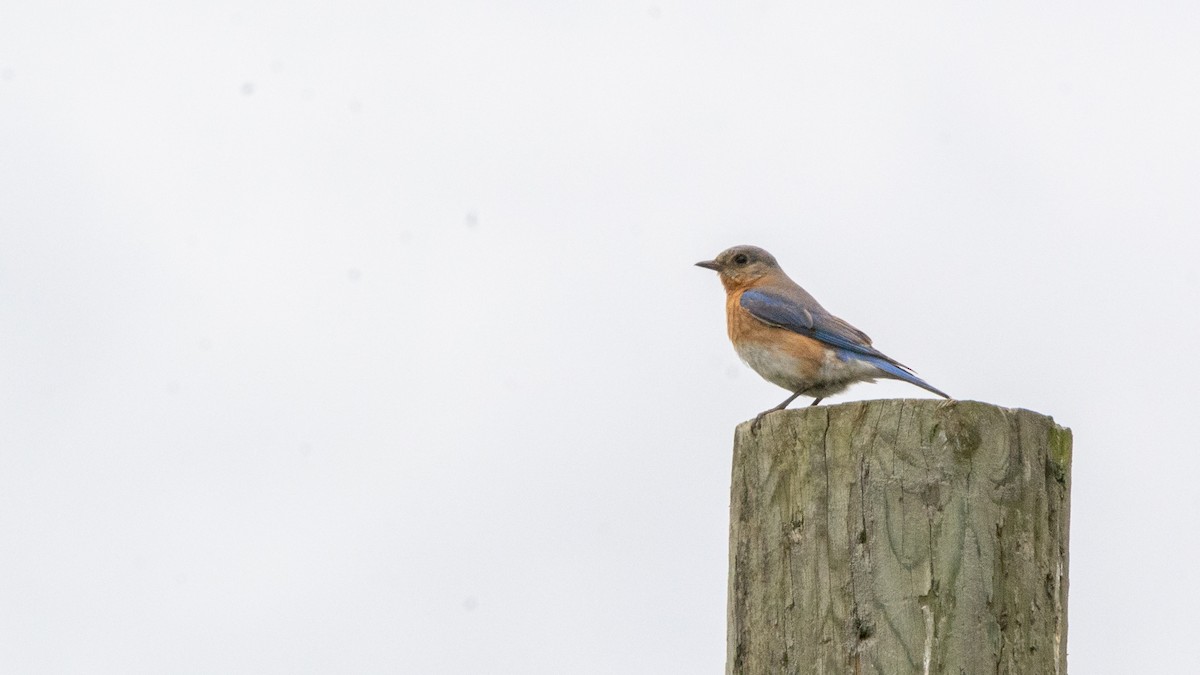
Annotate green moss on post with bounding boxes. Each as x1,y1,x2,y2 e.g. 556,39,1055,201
726,400,1071,675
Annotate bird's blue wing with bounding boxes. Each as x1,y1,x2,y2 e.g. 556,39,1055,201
739,288,950,398
739,288,884,359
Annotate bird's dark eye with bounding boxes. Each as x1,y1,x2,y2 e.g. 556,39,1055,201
733,253,749,265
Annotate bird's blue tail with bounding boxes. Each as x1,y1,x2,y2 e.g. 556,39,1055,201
849,353,951,399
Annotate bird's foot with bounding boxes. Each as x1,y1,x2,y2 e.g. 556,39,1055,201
751,389,813,433
750,406,785,434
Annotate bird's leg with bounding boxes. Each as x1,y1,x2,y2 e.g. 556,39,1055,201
751,389,809,432
770,389,807,412
808,397,824,407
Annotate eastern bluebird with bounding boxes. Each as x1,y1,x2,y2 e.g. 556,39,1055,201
697,245,949,420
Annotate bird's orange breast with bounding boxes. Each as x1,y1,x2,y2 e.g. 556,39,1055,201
724,288,830,390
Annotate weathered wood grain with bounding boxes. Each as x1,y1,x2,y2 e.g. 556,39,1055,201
727,400,1071,675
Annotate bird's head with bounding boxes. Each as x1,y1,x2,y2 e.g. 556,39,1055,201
695,245,781,290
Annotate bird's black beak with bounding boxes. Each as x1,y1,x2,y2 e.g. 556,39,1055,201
695,260,720,271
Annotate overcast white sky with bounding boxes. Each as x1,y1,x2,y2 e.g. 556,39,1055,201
2,2,1198,673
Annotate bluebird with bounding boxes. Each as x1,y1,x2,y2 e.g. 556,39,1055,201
696,245,949,420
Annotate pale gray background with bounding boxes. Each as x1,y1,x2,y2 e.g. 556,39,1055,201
2,2,1197,673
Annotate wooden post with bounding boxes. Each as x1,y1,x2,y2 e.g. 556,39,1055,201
726,400,1071,674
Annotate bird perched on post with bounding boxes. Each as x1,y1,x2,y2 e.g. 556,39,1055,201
696,245,949,422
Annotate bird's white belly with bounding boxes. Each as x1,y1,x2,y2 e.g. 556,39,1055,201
734,342,880,396
733,342,810,391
